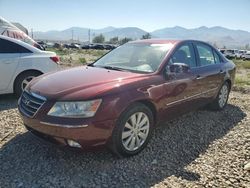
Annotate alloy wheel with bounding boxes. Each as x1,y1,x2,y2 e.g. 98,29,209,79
121,112,150,151
21,76,35,90
218,84,229,108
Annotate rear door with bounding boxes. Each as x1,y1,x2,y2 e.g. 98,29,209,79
193,42,225,101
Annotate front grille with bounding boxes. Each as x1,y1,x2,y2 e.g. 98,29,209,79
19,91,46,117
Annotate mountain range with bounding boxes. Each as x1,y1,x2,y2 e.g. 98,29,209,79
33,26,250,48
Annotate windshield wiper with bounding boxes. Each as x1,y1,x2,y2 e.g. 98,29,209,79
99,66,128,72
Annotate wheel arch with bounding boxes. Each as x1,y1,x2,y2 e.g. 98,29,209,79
134,99,157,124
224,79,232,91
13,69,43,91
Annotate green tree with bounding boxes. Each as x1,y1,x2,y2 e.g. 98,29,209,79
141,33,151,39
119,37,132,45
92,34,105,43
109,36,119,44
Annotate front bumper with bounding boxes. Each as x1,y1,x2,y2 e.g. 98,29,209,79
20,114,116,149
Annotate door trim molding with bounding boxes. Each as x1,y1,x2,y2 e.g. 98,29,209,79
166,88,218,107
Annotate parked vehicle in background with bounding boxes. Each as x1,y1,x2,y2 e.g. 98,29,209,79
46,42,55,48
64,43,81,49
18,39,236,157
53,43,62,48
81,44,90,49
89,43,105,50
218,49,226,55
81,43,116,50
104,44,116,50
37,41,47,49
238,50,247,58
243,51,250,60
0,16,44,50
71,43,81,49
224,49,239,59
0,35,60,96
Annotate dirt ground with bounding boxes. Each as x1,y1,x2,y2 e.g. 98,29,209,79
0,91,249,187
0,51,249,187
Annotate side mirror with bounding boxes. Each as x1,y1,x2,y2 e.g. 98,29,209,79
164,63,190,80
169,63,190,74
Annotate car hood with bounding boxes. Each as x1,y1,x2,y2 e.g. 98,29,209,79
28,66,148,100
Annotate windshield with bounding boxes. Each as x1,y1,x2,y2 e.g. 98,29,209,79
93,43,173,73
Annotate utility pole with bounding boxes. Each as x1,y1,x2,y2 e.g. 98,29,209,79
88,29,90,43
71,29,74,42
31,28,33,39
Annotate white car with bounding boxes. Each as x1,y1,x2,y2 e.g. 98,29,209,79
243,51,250,60
237,50,246,58
224,49,238,59
0,35,60,96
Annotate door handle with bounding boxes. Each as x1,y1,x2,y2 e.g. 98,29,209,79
196,75,203,80
219,70,225,74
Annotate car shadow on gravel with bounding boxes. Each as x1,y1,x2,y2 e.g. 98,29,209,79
0,104,246,187
0,94,18,111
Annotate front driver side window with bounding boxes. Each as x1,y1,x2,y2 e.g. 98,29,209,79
170,44,196,68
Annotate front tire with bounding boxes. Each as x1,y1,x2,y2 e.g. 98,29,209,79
14,71,42,97
109,103,154,157
209,82,230,110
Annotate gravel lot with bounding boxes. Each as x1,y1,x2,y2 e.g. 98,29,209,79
0,91,249,187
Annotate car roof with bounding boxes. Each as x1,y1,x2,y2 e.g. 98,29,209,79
0,35,41,53
129,39,212,45
130,39,181,44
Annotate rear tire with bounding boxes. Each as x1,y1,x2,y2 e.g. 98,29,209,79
14,71,42,97
109,103,154,157
209,82,230,111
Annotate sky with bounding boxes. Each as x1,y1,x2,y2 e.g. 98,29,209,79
0,0,250,32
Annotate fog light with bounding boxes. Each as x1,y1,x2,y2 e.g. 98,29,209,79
67,139,81,148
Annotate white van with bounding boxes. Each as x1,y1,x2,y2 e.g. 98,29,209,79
238,50,247,59
224,49,238,59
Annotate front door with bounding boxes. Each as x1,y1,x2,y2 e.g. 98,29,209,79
160,42,202,120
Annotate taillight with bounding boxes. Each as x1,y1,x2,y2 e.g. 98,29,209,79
50,56,60,64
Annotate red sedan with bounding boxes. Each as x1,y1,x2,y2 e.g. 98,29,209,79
18,39,236,157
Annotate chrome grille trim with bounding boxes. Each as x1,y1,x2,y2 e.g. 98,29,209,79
19,91,46,118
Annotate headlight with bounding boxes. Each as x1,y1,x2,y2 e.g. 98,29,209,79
47,99,102,118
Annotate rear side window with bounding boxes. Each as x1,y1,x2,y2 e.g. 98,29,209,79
213,50,221,64
0,38,32,53
196,43,216,66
